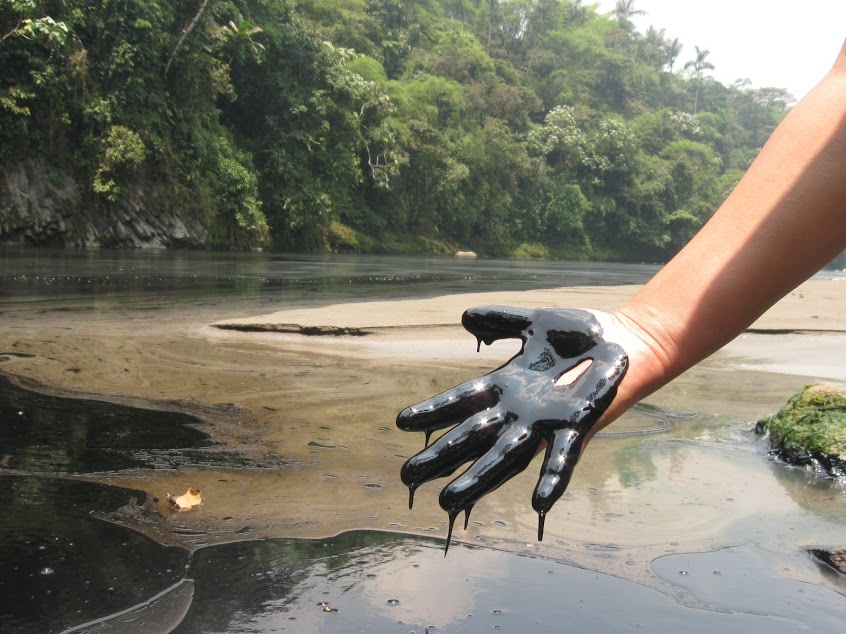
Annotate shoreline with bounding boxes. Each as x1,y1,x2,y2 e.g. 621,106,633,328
2,276,845,593
207,278,846,381
211,278,846,333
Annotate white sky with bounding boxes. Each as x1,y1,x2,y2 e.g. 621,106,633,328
595,0,846,100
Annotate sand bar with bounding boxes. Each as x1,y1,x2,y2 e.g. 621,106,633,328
212,278,846,335
210,278,846,379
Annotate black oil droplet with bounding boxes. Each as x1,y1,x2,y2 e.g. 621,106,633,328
444,512,457,556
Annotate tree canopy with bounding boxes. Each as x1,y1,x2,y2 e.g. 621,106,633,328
0,0,792,258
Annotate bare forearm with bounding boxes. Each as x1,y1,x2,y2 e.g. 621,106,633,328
618,40,846,400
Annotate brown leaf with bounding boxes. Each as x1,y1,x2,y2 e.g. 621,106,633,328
166,487,203,511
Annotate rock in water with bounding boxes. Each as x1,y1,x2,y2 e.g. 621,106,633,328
808,548,846,575
756,384,846,478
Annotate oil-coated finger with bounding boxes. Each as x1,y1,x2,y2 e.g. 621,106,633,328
400,408,508,491
438,424,542,516
461,305,533,348
531,427,583,524
396,377,500,434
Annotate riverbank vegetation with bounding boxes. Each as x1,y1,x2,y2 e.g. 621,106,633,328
0,0,792,257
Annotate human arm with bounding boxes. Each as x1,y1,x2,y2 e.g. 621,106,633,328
598,38,846,431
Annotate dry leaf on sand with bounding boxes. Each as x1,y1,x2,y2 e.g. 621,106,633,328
166,487,203,510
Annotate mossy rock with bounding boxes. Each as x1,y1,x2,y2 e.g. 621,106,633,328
756,384,846,478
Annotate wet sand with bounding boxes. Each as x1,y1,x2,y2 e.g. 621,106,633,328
211,278,846,334
1,277,845,596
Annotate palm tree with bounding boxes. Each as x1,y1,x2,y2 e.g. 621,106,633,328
613,0,646,30
645,25,664,43
684,45,715,113
642,26,667,70
666,37,683,72
222,18,266,65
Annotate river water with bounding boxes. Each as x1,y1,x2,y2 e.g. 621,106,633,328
1,248,844,633
0,247,660,314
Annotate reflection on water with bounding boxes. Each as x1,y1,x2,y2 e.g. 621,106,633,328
177,532,846,634
4,474,844,634
0,376,282,475
0,248,660,322
652,546,846,623
0,476,188,634
0,376,215,473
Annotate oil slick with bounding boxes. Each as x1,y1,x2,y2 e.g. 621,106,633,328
397,306,628,554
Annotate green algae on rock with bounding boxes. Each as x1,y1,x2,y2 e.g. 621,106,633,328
756,384,846,478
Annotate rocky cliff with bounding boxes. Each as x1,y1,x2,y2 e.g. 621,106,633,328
1,160,208,248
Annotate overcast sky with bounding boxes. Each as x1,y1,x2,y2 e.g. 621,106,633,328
594,0,846,101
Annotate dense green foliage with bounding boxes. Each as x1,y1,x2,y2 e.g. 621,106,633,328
0,0,791,256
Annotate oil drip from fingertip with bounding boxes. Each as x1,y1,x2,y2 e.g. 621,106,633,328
444,512,458,556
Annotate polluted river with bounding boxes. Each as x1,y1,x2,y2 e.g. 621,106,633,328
1,247,844,633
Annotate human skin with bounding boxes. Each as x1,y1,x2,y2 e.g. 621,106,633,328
593,38,846,441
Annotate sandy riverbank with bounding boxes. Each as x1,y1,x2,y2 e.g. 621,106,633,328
212,278,846,334
208,278,846,379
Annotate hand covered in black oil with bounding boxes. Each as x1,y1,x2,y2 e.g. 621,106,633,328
397,306,628,553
